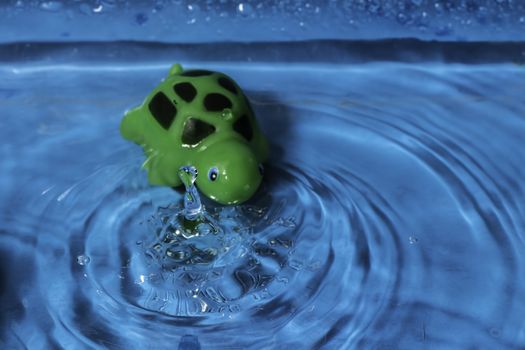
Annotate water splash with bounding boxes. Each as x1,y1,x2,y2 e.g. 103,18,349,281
178,165,202,221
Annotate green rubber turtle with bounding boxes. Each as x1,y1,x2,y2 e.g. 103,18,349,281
120,64,268,205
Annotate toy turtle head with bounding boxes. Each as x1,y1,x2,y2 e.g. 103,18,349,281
194,139,263,205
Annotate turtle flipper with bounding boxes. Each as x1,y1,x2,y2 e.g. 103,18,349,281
120,107,144,144
142,149,183,188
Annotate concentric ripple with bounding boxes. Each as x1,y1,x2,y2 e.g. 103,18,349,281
1,60,525,349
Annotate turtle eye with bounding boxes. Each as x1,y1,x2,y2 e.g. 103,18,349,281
208,167,219,182
258,164,264,176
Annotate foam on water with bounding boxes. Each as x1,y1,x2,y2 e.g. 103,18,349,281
1,45,525,349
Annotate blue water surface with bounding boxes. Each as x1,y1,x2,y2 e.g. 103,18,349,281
1,43,525,349
1,1,525,349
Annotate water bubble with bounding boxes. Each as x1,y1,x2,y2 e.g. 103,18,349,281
237,3,254,17
76,255,91,266
409,236,419,244
397,12,409,25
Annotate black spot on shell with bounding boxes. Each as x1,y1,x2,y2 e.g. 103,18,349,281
174,82,197,102
180,70,214,77
218,77,237,95
204,93,232,111
148,92,176,130
182,118,215,145
233,114,253,141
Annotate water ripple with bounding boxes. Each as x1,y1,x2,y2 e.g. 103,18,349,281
1,62,525,349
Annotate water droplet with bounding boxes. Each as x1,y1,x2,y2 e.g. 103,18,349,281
307,260,321,270
135,13,148,25
289,259,303,270
237,3,253,17
277,277,289,284
490,328,501,338
397,12,408,25
409,236,419,244
190,288,200,298
229,304,240,313
435,24,453,37
92,4,103,13
40,1,63,12
273,217,296,228
76,255,91,266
